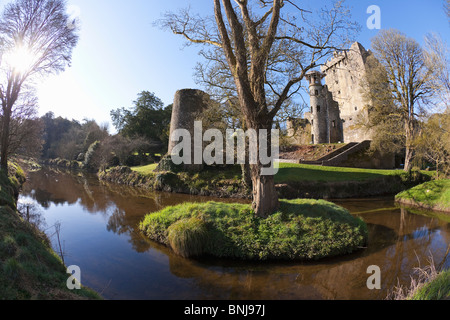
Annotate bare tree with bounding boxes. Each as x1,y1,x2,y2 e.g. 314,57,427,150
424,33,450,110
446,0,450,23
367,29,434,172
7,87,44,157
415,112,450,178
0,0,79,173
159,0,359,217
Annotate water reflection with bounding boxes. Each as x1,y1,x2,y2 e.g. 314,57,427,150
19,168,450,300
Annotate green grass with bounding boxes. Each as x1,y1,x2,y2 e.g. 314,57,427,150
131,163,158,175
275,162,411,183
0,164,101,300
132,161,418,184
396,179,450,212
139,199,368,261
410,269,450,300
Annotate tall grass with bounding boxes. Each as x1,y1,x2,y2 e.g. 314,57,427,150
167,217,209,258
387,247,450,300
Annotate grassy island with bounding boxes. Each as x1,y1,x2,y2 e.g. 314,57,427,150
395,179,450,213
139,199,368,261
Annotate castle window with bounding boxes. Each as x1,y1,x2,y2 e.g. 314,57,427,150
311,120,314,126
315,90,319,96
355,107,358,111
317,106,321,113
338,91,341,95
332,120,336,128
335,80,339,85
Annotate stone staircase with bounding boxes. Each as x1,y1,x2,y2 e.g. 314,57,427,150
278,141,372,167
322,140,372,166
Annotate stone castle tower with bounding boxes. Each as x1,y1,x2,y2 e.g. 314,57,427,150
288,42,374,145
304,70,342,144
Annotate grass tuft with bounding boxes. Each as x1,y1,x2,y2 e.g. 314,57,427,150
167,217,209,258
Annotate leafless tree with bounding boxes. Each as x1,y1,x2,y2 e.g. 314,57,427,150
424,33,450,110
366,29,434,172
446,0,450,23
6,87,44,157
0,0,79,173
159,0,359,217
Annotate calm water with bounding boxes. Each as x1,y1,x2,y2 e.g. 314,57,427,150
19,168,450,300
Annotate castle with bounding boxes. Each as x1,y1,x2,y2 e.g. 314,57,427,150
288,42,374,145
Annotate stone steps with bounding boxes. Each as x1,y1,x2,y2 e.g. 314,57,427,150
278,141,372,167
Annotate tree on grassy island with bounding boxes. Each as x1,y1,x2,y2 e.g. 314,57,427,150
0,0,79,173
159,0,359,218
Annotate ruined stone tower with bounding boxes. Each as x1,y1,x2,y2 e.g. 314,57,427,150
305,71,328,144
167,89,210,172
304,71,343,144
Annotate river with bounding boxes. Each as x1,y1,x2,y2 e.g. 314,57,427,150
18,167,450,300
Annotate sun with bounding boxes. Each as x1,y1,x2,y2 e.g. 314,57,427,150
3,45,36,75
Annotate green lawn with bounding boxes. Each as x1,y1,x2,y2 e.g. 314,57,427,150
131,162,414,182
131,163,158,175
275,162,407,183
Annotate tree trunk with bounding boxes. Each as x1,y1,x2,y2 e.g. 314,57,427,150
0,107,11,173
250,163,279,218
241,163,252,189
404,120,414,172
404,146,413,172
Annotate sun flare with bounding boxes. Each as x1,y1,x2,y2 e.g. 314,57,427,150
3,45,36,75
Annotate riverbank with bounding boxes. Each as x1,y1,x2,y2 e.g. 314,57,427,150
0,163,101,300
139,199,368,261
395,180,450,213
98,163,432,200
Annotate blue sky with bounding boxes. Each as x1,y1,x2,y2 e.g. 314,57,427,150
1,0,449,130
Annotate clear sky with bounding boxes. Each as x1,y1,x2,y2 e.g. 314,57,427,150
1,0,449,131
